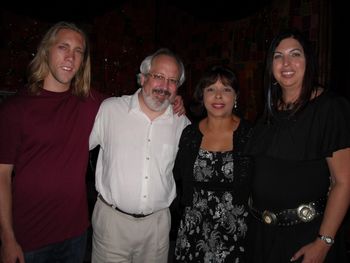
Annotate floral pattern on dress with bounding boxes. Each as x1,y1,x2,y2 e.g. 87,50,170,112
175,149,249,263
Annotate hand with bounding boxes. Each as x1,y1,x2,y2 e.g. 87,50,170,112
0,238,25,263
290,238,330,263
172,95,186,116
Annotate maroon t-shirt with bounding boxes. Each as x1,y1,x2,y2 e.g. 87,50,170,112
0,88,105,252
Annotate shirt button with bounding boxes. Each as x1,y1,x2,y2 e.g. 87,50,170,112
147,139,151,142
145,176,148,179
146,157,149,160
143,195,147,198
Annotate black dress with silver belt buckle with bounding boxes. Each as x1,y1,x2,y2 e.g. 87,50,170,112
244,91,350,263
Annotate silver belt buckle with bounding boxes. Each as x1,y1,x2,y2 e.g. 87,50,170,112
297,203,316,222
262,210,277,225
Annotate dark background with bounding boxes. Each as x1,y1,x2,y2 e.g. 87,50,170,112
1,0,349,261
1,0,347,120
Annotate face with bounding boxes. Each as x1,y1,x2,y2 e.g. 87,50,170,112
141,54,180,112
203,79,236,118
45,28,85,91
272,37,306,93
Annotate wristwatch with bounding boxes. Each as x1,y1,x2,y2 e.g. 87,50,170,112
318,234,335,245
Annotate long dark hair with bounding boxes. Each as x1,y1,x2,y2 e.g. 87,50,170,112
264,29,319,122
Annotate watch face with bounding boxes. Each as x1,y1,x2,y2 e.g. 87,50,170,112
324,237,332,244
319,235,334,245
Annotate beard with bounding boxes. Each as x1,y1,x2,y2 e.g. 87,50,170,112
142,87,171,112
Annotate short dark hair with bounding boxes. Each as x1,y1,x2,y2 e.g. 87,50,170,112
194,65,239,102
193,65,239,115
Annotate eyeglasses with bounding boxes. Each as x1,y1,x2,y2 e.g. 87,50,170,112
147,73,180,87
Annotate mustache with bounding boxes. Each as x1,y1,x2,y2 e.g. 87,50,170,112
152,88,171,96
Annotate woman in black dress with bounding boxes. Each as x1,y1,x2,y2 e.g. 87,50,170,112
173,65,252,262
245,29,350,262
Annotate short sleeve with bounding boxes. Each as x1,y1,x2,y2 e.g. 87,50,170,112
245,91,350,160
318,94,350,157
89,104,102,150
0,98,22,164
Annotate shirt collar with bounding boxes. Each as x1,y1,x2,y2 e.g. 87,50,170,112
128,88,141,113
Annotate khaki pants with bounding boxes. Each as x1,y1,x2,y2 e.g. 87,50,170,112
91,198,171,263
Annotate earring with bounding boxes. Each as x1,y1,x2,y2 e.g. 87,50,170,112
234,100,238,109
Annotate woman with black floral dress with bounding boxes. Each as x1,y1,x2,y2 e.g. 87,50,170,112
173,65,253,262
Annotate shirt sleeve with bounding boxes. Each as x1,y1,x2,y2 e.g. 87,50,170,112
89,105,102,150
0,100,21,164
320,94,350,157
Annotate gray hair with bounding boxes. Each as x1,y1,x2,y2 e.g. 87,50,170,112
137,48,185,87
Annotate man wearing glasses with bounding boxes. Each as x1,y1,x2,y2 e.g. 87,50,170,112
89,48,190,263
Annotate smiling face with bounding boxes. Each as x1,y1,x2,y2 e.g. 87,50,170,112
140,54,180,112
44,28,85,92
203,78,237,118
272,37,306,95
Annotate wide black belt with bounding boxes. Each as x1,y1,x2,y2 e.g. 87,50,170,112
249,197,326,227
98,194,152,218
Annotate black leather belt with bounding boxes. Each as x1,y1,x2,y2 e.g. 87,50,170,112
98,194,152,218
249,197,326,227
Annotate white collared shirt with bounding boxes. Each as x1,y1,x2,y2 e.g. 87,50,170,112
90,89,190,215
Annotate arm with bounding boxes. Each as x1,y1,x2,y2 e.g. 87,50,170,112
291,147,350,262
0,164,24,263
173,95,186,116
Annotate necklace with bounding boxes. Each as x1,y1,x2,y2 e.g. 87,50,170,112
279,100,296,111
